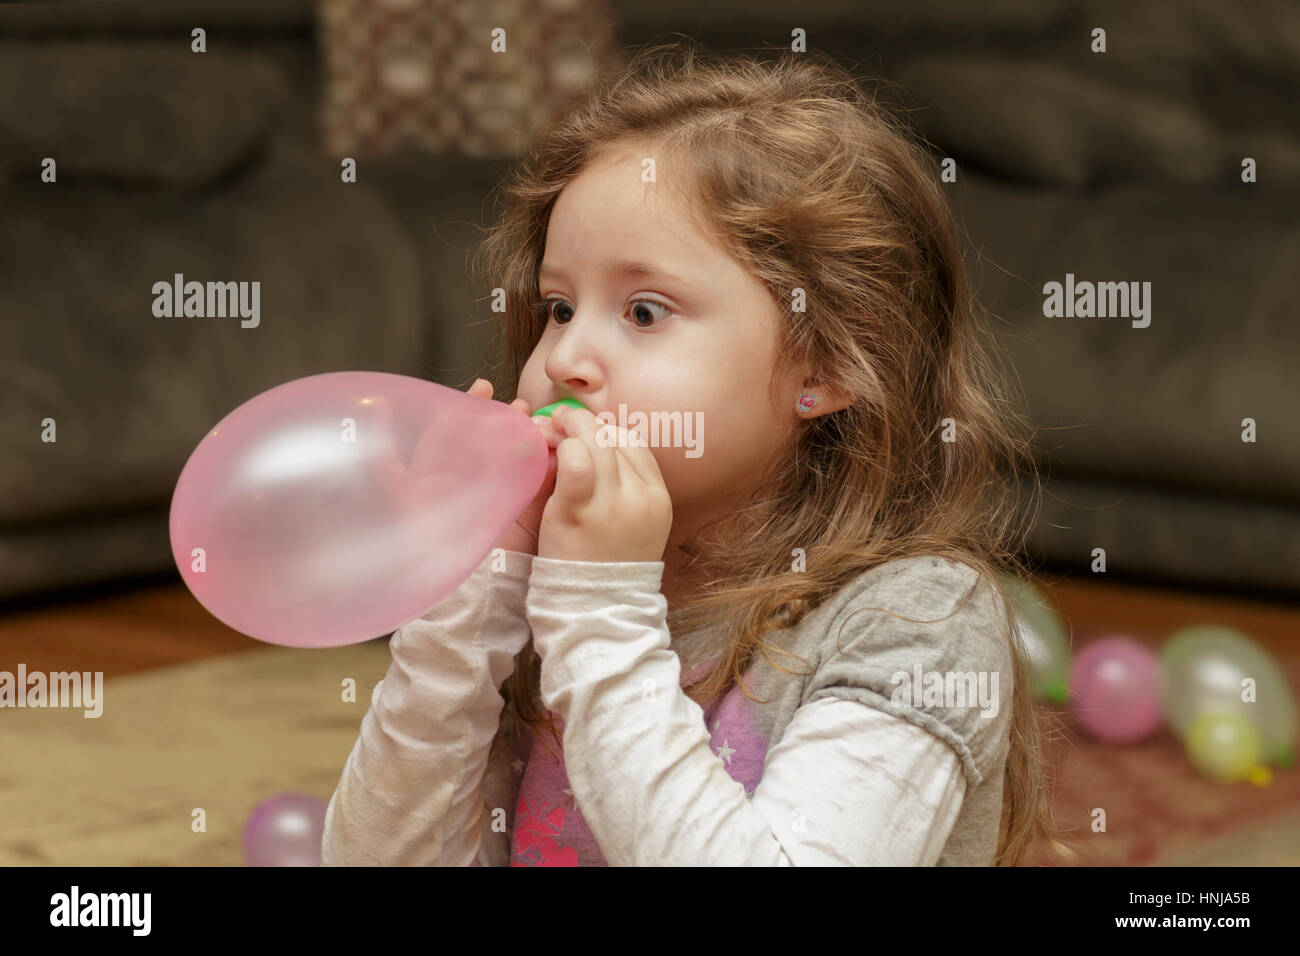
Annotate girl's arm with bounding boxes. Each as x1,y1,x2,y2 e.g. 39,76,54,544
525,557,978,866
321,548,533,866
737,695,967,864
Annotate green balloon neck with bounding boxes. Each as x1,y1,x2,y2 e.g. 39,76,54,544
1045,677,1068,705
533,398,587,417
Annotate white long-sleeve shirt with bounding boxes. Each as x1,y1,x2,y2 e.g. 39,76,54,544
322,548,1016,866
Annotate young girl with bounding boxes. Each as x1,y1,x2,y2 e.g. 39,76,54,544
322,42,1070,866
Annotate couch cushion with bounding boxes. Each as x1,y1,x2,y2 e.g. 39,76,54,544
1077,0,1300,87
953,172,1300,505
0,42,291,188
895,56,1300,188
1023,474,1300,596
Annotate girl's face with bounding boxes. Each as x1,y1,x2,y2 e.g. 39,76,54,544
517,145,808,525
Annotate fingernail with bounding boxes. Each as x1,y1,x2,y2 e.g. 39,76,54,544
532,415,547,425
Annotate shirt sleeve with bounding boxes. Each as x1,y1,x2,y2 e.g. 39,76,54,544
525,557,971,866
753,696,965,865
321,547,533,866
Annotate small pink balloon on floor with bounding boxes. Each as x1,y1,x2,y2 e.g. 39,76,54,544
169,371,549,648
243,792,328,867
1068,635,1163,743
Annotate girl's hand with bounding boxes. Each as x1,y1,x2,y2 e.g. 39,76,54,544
464,378,560,557
537,404,672,564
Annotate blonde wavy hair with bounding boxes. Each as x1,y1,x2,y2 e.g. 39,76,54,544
471,40,1078,866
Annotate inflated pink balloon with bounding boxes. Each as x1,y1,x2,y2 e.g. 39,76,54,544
1068,635,1164,743
169,371,547,648
242,792,327,866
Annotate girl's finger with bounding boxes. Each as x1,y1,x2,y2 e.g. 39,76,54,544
554,434,596,507
531,411,562,448
603,424,634,487
609,425,663,488
553,405,620,491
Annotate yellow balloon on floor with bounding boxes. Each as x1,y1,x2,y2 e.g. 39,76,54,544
1185,712,1262,784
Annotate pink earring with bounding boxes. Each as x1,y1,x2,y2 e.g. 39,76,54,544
797,394,818,414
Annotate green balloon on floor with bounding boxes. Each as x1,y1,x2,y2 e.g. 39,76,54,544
998,573,1070,705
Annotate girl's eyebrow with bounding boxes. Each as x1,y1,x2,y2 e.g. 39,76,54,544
539,259,702,291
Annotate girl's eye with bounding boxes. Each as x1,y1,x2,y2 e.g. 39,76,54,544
534,298,574,325
533,297,671,329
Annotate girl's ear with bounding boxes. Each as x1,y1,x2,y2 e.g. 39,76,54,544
796,380,856,418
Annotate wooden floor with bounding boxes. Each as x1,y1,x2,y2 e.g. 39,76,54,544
0,566,1296,865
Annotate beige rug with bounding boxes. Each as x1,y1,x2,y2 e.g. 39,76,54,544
0,640,392,866
1151,809,1300,866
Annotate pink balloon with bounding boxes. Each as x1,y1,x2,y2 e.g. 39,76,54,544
242,792,327,866
1068,635,1164,743
170,371,547,647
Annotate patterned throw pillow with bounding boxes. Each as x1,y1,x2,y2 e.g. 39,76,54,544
318,0,622,158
